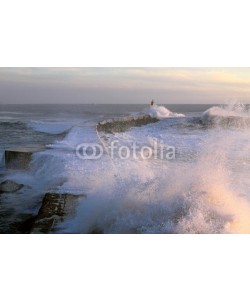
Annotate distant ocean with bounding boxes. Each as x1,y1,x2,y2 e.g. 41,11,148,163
1,103,250,233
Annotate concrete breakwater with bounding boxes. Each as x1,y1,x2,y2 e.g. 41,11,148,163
16,193,85,234
96,115,159,133
30,193,85,233
5,146,46,170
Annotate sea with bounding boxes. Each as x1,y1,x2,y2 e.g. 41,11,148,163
1,103,250,234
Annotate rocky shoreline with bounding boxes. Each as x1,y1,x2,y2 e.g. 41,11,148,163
0,114,161,233
26,193,84,234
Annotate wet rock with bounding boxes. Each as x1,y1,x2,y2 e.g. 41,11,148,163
0,180,24,193
97,115,159,133
30,193,85,234
5,146,45,170
89,227,104,234
10,215,37,234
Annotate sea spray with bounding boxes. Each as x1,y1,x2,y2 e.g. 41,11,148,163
146,104,185,119
3,103,250,234
176,130,250,234
202,103,250,128
61,105,250,233
66,129,250,233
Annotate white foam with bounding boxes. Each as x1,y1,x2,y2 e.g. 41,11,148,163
13,104,250,234
49,125,99,149
202,103,250,126
146,104,185,119
59,122,250,234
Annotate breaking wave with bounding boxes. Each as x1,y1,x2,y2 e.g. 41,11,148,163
57,110,250,234
29,120,74,134
145,104,185,119
202,103,250,128
63,136,250,234
3,103,250,234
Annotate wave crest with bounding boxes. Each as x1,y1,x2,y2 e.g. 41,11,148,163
146,105,185,119
202,104,250,128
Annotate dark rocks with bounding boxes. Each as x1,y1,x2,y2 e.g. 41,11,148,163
11,215,38,234
5,146,45,170
0,180,24,193
97,115,159,133
30,193,85,234
89,227,104,234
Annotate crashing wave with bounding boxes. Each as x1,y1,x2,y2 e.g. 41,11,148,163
29,120,74,134
202,104,250,128
146,104,185,119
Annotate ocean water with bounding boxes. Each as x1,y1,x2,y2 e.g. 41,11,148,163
1,103,250,234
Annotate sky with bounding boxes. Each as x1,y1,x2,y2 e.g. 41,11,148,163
0,68,250,104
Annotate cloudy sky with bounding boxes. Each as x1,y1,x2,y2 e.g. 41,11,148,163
0,68,250,104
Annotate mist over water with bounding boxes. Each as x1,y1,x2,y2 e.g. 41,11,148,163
1,103,250,233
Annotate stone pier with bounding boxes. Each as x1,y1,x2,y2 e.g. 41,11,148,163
5,146,45,170
30,193,85,234
96,115,159,134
